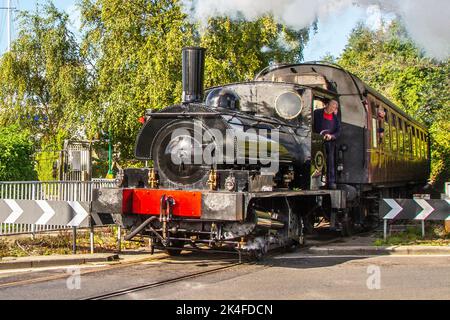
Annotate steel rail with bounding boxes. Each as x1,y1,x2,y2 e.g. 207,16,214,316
83,261,248,300
0,253,169,290
0,227,360,292
82,233,353,301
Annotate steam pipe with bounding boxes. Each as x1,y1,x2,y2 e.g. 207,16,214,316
124,216,158,241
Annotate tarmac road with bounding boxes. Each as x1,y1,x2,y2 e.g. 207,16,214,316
0,250,449,300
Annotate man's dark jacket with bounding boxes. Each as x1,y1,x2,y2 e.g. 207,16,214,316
313,109,341,140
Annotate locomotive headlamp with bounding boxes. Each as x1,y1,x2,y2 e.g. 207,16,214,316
275,91,303,119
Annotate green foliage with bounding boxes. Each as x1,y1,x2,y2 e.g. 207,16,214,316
374,223,450,246
35,129,68,181
1,0,313,164
79,1,311,158
338,22,450,187
80,0,197,158
0,2,92,142
0,227,144,258
35,151,59,181
201,16,310,87
0,125,38,181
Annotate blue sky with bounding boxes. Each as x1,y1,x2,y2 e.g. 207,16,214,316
0,0,387,60
0,0,78,55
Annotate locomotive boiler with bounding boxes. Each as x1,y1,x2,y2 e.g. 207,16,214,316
92,47,430,256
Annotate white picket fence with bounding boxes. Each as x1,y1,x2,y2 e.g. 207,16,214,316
0,179,116,236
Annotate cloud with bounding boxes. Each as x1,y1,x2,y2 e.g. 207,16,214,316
182,0,450,60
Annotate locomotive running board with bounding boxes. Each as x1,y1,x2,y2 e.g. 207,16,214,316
246,190,347,209
92,188,347,222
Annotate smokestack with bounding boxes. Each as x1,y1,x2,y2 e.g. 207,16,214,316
182,47,206,103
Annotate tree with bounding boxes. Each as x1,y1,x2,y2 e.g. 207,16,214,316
338,22,449,187
80,0,313,158
200,15,311,87
0,0,314,173
0,125,37,181
79,0,197,158
0,2,92,144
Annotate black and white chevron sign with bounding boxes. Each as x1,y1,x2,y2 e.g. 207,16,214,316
380,199,450,221
0,200,91,227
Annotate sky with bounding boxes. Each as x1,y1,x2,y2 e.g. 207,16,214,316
0,0,79,55
1,0,391,60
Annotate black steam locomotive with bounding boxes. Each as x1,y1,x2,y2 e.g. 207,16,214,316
92,47,430,256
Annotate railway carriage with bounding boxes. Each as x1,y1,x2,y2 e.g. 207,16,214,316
92,47,430,256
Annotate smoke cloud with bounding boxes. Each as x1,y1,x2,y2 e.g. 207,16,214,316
182,0,450,60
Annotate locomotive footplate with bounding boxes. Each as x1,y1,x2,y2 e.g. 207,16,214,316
92,187,348,255
92,188,347,221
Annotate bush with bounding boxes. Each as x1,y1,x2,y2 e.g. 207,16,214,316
0,125,38,181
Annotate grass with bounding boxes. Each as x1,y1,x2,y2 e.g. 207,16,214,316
374,223,450,246
0,226,146,259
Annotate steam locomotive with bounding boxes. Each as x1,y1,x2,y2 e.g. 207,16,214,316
92,47,430,256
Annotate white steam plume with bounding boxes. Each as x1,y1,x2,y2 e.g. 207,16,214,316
182,0,450,60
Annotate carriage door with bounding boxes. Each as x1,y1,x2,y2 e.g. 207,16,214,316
310,96,333,190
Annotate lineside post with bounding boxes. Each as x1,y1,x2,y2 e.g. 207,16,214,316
117,225,122,253
422,221,425,238
383,219,388,240
90,223,95,254
72,227,77,254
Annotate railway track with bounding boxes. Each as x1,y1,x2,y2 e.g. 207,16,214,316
0,253,170,290
0,228,354,295
82,233,354,300
83,261,247,300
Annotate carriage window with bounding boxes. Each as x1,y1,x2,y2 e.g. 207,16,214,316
391,115,397,153
371,118,378,148
419,133,422,157
398,118,404,155
420,131,424,159
422,132,426,159
371,102,378,149
405,125,411,156
384,111,390,151
415,129,420,159
378,107,387,146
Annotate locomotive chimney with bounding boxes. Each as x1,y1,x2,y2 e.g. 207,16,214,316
182,47,206,104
